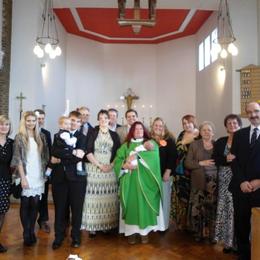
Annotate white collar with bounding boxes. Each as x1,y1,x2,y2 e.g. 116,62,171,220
250,125,260,132
131,138,143,143
70,129,77,135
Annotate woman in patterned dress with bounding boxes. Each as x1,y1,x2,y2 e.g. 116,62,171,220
81,110,120,237
213,114,242,253
171,115,199,230
0,115,13,253
185,121,217,242
11,111,49,246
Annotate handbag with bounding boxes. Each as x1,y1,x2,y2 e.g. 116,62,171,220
11,182,22,199
175,158,185,175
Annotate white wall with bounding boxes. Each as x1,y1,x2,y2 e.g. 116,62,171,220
65,35,157,127
229,0,259,114
9,0,66,135
65,34,196,135
157,36,196,135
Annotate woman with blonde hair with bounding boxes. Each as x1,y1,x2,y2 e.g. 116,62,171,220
0,115,13,253
11,111,49,246
150,117,177,230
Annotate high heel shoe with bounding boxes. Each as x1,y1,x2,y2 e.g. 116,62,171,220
0,243,7,253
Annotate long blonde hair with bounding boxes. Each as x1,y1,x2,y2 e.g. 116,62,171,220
18,111,43,152
150,117,175,143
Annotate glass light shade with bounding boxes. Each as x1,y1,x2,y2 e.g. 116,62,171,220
37,48,44,58
54,46,62,56
44,43,52,54
220,48,228,59
228,43,238,56
49,49,56,59
228,43,235,53
33,44,42,56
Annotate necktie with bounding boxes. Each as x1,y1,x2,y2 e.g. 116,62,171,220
250,128,258,147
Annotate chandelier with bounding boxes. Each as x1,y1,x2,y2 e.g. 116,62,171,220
33,0,61,59
118,0,156,34
212,0,238,59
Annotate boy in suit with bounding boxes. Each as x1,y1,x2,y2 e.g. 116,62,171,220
51,111,87,249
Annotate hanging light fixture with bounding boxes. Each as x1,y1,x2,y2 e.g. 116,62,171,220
33,0,62,59
212,0,238,59
118,0,156,34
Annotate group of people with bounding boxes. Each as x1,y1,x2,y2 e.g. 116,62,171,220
0,103,260,260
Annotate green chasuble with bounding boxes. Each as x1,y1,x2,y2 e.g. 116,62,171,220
114,140,162,229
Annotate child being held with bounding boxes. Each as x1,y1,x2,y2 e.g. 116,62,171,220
45,116,84,176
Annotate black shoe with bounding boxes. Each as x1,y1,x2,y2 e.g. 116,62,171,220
89,231,96,238
0,243,7,253
23,238,33,247
223,247,232,254
71,240,81,248
194,236,202,242
52,239,62,250
30,233,37,244
39,221,51,233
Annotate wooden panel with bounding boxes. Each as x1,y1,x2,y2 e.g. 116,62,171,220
240,65,260,117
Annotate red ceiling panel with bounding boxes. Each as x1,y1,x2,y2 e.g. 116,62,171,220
54,8,213,44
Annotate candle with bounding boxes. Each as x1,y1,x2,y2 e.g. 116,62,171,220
66,99,70,112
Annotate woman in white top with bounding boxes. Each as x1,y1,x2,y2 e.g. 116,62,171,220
11,111,49,246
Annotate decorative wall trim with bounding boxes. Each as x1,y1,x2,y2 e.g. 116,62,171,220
0,0,12,116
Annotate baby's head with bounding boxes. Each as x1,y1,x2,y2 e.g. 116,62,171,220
59,116,71,131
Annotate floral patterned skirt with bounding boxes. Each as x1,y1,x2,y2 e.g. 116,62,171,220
171,175,191,230
187,171,217,240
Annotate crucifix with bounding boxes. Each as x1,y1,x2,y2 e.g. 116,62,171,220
121,88,139,110
16,92,26,119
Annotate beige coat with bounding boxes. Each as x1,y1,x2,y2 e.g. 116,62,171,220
184,139,214,190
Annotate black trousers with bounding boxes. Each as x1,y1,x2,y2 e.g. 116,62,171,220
52,180,86,242
37,179,49,223
233,188,260,260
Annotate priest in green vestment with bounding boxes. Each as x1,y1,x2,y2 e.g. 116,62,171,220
114,121,165,244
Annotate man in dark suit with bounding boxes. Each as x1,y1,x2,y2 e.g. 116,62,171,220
34,109,52,233
78,106,93,136
116,109,138,144
230,102,260,260
108,108,122,131
51,111,87,249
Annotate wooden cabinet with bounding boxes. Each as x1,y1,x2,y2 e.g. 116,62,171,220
238,65,260,117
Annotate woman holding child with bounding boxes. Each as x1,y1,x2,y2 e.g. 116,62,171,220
114,121,165,245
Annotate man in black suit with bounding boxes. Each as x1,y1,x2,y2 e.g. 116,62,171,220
34,109,52,233
78,106,93,136
230,102,260,260
108,108,122,131
51,111,87,249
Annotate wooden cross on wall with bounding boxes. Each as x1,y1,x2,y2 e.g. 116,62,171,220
16,92,26,119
